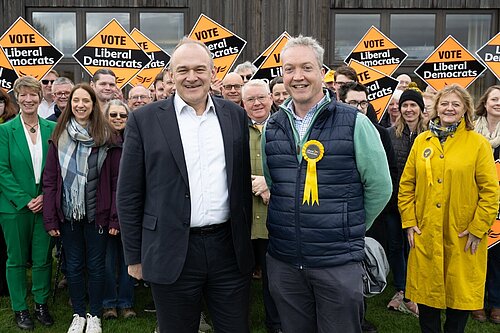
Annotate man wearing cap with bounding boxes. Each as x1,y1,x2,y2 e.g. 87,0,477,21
323,70,335,90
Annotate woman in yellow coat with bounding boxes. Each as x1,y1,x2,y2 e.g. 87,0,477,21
398,84,499,333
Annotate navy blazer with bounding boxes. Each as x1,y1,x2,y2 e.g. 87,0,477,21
117,95,253,284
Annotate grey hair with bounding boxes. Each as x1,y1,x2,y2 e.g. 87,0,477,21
52,77,74,89
242,79,270,98
104,99,131,118
281,35,324,69
234,61,257,74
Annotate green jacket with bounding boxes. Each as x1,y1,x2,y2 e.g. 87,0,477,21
0,114,55,214
249,122,268,239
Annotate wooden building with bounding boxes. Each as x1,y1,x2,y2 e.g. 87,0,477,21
1,0,499,93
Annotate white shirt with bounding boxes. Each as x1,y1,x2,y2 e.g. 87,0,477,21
37,98,55,119
21,115,43,184
174,94,230,227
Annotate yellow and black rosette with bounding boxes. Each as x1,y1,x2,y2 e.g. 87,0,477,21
302,140,324,205
422,147,434,186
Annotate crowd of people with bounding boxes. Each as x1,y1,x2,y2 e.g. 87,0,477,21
0,34,498,333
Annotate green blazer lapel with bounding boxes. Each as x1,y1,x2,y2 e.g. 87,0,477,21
11,115,34,175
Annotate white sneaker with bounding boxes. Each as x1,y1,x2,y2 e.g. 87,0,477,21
67,314,86,333
85,313,102,333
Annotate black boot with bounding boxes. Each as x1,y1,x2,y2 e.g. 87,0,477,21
34,303,54,326
14,310,34,330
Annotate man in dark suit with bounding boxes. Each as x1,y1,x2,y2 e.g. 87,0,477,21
117,38,254,333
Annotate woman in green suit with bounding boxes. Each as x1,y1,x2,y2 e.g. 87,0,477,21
0,76,56,330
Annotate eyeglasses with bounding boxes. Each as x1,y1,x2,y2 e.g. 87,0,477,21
130,95,150,101
240,74,252,81
41,79,55,85
54,91,70,98
223,84,243,91
109,112,128,119
245,96,269,105
346,100,369,108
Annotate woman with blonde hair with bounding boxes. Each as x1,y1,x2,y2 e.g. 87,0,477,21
399,84,499,332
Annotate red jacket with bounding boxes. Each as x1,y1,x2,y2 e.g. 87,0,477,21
42,141,121,232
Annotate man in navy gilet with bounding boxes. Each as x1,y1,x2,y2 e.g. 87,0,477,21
262,35,392,333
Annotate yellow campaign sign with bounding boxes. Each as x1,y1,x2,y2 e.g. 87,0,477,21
73,19,151,89
0,17,63,80
253,31,291,68
189,14,246,80
349,59,399,122
129,28,171,88
345,26,407,76
476,32,500,82
489,160,500,249
414,35,486,91
0,46,18,92
252,35,289,83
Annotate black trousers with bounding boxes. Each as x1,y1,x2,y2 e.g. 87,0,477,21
418,304,469,333
253,238,281,330
151,224,251,333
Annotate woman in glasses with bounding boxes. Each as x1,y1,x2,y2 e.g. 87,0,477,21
386,88,427,318
0,76,56,330
43,83,121,333
101,100,135,320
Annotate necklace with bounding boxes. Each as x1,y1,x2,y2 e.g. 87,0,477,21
23,121,39,133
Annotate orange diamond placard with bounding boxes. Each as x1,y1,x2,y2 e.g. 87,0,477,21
189,14,246,81
0,46,18,92
0,17,63,80
349,59,399,122
129,28,170,88
345,26,407,76
73,19,151,89
252,34,290,83
414,35,486,91
253,32,291,68
476,32,500,82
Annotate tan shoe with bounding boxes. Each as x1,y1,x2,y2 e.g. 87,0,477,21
387,291,404,310
471,309,487,323
490,308,500,324
102,308,117,320
120,308,137,319
398,300,419,318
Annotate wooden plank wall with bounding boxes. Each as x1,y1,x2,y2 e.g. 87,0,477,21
1,0,499,66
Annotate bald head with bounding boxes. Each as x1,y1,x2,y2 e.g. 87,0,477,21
128,85,151,110
396,74,411,91
222,72,244,104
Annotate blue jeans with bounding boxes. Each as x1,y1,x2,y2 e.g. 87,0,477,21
103,235,134,309
385,210,408,292
60,221,107,317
